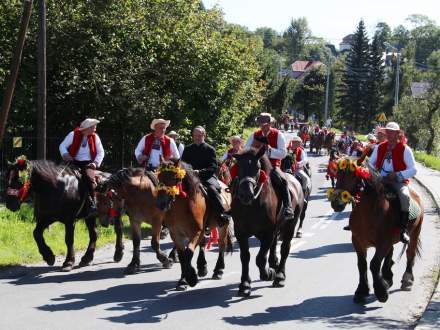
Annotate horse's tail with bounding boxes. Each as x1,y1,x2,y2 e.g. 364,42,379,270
220,221,234,255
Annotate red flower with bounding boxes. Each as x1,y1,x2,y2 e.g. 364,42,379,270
16,159,26,167
355,167,370,180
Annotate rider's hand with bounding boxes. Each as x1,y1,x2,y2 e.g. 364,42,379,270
138,155,148,164
63,153,73,162
387,172,397,182
88,162,97,170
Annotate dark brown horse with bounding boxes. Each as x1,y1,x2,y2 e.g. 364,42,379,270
310,131,325,154
323,131,335,154
155,160,233,290
328,157,423,303
4,158,124,271
96,168,174,274
231,147,304,296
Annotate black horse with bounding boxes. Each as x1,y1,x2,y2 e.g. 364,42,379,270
5,158,124,271
231,147,304,296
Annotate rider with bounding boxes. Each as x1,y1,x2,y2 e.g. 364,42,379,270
245,112,294,221
135,118,180,171
287,135,311,195
181,126,232,226
222,135,243,163
168,130,185,157
368,122,417,244
59,118,104,216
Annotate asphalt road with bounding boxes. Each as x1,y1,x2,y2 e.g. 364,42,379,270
1,140,440,330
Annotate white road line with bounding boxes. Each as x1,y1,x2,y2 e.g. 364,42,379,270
310,219,325,229
300,232,315,238
290,241,307,251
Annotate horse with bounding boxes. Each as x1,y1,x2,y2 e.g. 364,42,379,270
323,131,336,154
231,146,304,296
328,157,424,303
4,158,124,271
155,160,233,291
310,131,325,154
96,167,175,274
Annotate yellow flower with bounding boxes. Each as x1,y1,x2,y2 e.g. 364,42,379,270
176,168,186,180
338,159,348,170
168,186,180,197
349,160,358,172
341,190,352,203
326,188,335,200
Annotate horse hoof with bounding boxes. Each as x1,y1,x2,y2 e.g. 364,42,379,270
260,268,276,281
61,263,73,272
401,282,413,291
296,231,303,238
176,283,188,291
124,264,139,275
185,268,198,287
113,250,124,263
273,278,285,288
162,259,174,269
44,253,56,266
198,266,208,277
212,270,224,280
353,294,367,304
79,259,92,268
376,292,389,303
238,284,251,297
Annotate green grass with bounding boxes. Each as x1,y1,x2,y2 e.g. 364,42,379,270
0,204,150,267
414,151,440,171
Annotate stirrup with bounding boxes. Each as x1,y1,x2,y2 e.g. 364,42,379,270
400,231,410,244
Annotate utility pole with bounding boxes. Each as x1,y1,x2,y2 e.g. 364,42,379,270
0,0,33,143
37,0,47,159
324,63,331,123
384,42,400,108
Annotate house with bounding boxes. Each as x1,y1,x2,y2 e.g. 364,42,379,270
411,82,431,98
339,34,354,52
289,60,324,79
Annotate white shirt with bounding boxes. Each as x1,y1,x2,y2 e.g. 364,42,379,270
135,135,180,168
59,131,105,167
177,143,185,158
245,130,287,160
368,144,417,181
294,147,307,169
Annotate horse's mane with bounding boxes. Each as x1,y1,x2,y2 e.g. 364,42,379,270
30,160,73,187
238,148,273,174
102,167,157,190
179,162,201,198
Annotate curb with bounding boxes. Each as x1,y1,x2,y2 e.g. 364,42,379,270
413,171,440,330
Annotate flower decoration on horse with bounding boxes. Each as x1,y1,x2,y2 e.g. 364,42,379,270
156,162,187,199
8,155,32,202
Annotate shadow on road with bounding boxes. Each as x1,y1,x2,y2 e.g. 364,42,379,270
222,294,404,329
290,243,353,259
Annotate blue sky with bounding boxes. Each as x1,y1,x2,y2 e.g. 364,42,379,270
203,0,440,45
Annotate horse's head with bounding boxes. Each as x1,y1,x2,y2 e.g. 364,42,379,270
4,156,31,212
156,159,186,211
233,146,267,206
328,157,371,212
96,186,123,227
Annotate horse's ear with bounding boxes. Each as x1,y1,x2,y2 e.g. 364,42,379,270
256,145,267,159
170,158,180,166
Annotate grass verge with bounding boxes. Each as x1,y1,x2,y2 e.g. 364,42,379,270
415,151,440,171
0,204,149,267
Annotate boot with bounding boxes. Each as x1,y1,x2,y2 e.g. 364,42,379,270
87,195,98,217
400,211,410,244
217,211,232,227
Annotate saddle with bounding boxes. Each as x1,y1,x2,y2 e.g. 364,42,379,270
383,185,421,221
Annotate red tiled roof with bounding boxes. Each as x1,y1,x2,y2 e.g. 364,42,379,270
291,60,323,74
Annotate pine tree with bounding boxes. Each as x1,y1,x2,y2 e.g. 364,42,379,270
338,20,370,131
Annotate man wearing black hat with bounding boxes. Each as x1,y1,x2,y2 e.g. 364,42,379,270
245,112,294,220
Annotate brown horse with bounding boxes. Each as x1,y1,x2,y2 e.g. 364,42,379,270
96,168,173,274
310,131,325,154
231,147,304,296
323,131,335,154
155,160,233,290
328,157,423,303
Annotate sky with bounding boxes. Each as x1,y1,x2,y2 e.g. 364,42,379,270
202,0,440,46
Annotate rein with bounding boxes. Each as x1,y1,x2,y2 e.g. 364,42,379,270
238,176,265,200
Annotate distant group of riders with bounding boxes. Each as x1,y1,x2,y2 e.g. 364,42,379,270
5,110,423,302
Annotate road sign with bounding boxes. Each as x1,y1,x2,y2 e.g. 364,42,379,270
377,112,387,122
13,137,22,148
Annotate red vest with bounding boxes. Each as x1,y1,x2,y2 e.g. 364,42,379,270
254,128,280,167
294,147,304,162
143,134,171,160
68,128,97,161
375,140,411,183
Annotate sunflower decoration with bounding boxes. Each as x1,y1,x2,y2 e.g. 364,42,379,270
155,183,181,198
338,158,348,171
349,160,358,172
15,155,31,185
340,190,353,204
326,188,335,200
157,164,186,180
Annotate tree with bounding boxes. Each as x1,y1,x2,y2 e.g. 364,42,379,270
338,20,370,131
374,22,391,52
283,17,311,64
294,67,326,121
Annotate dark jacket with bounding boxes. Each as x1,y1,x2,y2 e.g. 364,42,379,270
182,142,217,182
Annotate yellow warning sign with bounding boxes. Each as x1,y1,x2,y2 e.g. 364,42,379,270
377,112,387,122
13,137,22,148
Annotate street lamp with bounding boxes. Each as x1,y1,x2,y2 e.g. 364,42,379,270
323,49,335,125
384,42,401,108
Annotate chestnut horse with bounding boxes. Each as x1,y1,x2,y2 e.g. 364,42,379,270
96,168,173,274
328,157,423,303
310,131,325,154
4,158,124,271
323,131,336,154
155,160,233,291
231,147,304,296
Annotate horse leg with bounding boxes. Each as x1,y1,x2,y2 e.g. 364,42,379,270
197,240,208,277
274,216,296,287
382,247,394,288
296,202,308,238
113,216,124,263
33,220,55,266
213,224,232,280
268,237,279,270
370,246,391,303
352,237,370,303
256,233,276,282
237,234,252,297
176,248,188,291
125,221,141,274
402,220,422,290
151,218,173,268
61,221,76,271
79,216,97,267
168,246,179,264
